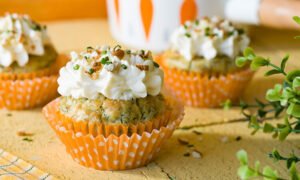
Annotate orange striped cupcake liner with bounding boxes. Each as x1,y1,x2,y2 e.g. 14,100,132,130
0,55,68,110
156,55,254,108
43,97,184,170
51,98,173,137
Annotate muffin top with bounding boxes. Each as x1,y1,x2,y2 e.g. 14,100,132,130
170,16,250,61
58,45,164,101
0,13,52,68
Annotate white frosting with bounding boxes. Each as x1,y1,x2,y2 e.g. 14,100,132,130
171,17,250,61
58,46,164,100
0,13,50,67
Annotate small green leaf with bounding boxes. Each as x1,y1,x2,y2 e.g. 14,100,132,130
293,77,300,90
262,166,278,180
222,99,232,110
289,162,300,180
286,70,300,83
266,84,282,102
258,109,267,118
263,123,275,133
280,54,289,71
237,150,248,165
293,16,300,25
238,166,257,180
270,149,281,161
294,36,300,39
250,56,269,70
265,69,281,76
287,103,300,118
279,126,291,141
236,57,248,67
243,47,255,59
255,99,266,108
254,161,261,172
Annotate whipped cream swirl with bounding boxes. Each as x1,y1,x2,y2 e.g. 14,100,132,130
58,46,164,100
171,17,250,61
0,13,50,67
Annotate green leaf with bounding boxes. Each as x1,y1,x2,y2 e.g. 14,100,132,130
262,166,278,180
250,56,269,70
258,109,267,118
263,123,275,133
266,84,282,102
270,149,281,161
254,161,261,172
238,166,257,180
293,16,300,25
237,150,248,165
243,47,255,59
293,77,300,90
280,54,289,71
287,103,300,118
222,99,232,110
236,57,248,67
286,70,300,83
279,126,291,141
255,99,266,108
265,69,281,76
294,36,300,39
289,162,300,180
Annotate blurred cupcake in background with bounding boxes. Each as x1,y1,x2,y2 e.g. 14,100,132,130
159,17,254,107
0,13,66,110
43,45,183,170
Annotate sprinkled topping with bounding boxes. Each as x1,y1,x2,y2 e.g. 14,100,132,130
0,13,51,67
58,45,164,100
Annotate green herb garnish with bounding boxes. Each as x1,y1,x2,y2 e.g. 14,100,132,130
121,64,127,69
185,33,191,38
88,68,95,74
101,50,107,55
73,64,80,70
204,27,210,36
100,57,111,65
22,137,33,142
195,19,199,25
153,61,160,68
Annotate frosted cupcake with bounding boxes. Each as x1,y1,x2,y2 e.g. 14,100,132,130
0,13,64,109
43,45,183,170
160,17,254,107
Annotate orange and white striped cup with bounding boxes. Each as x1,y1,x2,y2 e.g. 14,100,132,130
106,0,207,52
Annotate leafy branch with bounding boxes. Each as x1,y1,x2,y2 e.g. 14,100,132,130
235,47,300,141
237,150,299,180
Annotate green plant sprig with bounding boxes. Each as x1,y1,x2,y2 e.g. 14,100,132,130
235,47,300,141
237,150,299,180
269,149,300,169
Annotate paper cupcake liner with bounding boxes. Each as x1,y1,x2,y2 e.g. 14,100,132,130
0,54,68,110
43,98,184,170
0,75,59,110
157,56,254,108
0,54,68,81
48,98,174,137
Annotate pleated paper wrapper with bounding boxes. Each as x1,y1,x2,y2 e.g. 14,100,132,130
43,97,184,170
0,55,68,110
156,56,254,108
50,98,174,137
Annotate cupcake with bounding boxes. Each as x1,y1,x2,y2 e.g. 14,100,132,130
0,13,65,110
43,45,183,170
158,17,254,107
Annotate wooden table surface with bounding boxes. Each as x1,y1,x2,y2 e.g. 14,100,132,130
0,19,299,180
